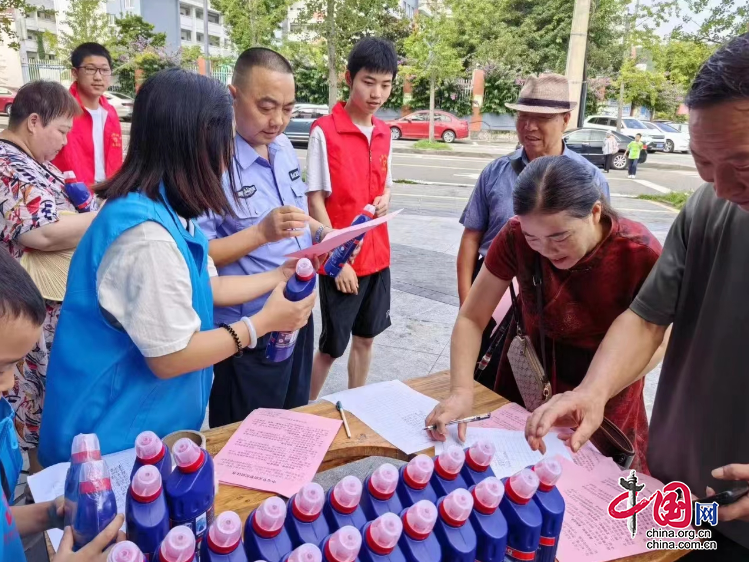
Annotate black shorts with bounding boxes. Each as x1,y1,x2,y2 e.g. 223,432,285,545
318,267,392,359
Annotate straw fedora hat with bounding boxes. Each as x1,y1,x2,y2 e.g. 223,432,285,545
505,73,577,114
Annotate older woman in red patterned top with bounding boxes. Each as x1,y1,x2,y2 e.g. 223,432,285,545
426,155,669,472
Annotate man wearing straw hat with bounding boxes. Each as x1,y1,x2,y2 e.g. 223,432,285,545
458,73,610,376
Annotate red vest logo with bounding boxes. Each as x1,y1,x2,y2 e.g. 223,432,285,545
111,133,122,148
380,154,388,173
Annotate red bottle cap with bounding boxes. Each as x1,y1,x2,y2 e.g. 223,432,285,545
287,544,322,562
368,463,398,500
292,482,325,522
434,446,465,480
331,476,362,515
70,433,101,464
438,489,473,528
365,513,402,555
134,431,166,464
172,438,204,473
207,511,242,554
296,258,315,281
78,460,112,495
533,457,563,492
465,440,495,472
130,465,162,503
505,469,540,505
252,496,287,539
403,455,434,490
107,541,145,562
402,500,438,540
472,477,504,515
63,171,77,183
324,526,362,562
362,204,376,219
159,526,195,562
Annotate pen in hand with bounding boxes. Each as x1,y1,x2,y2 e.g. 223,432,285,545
423,413,491,431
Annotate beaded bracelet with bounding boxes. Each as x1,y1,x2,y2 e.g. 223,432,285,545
220,323,243,357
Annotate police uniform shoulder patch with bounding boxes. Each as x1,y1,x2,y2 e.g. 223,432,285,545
289,168,301,181
238,185,257,198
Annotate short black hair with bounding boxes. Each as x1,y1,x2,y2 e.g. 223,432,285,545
635,133,642,137
8,80,82,130
98,68,237,220
0,251,45,326
686,33,749,109
347,37,398,80
233,47,293,87
514,156,618,220
71,42,113,69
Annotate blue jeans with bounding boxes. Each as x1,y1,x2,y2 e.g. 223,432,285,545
628,158,638,176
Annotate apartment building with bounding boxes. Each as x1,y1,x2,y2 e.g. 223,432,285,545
178,0,234,57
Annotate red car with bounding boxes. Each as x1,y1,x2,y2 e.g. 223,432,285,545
386,110,469,143
0,87,16,115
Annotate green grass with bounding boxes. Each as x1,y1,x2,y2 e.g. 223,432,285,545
637,191,692,210
394,179,420,184
413,140,453,151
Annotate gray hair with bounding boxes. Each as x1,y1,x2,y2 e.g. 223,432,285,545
686,33,749,109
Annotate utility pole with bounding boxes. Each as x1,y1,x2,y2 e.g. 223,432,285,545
203,0,211,74
617,0,639,131
565,0,591,129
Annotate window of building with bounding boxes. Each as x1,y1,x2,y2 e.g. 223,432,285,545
108,14,115,25
38,10,55,22
181,29,192,41
195,9,203,20
208,35,220,47
124,0,134,9
180,4,191,16
196,32,204,43
207,11,220,24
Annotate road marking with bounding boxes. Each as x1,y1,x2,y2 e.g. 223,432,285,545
454,173,481,179
616,207,677,214
395,179,475,187
393,163,486,171
632,179,672,194
643,200,679,213
392,192,469,201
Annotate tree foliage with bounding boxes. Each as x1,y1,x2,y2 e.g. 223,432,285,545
57,0,111,59
212,0,292,51
2,0,30,50
677,0,749,44
612,59,684,119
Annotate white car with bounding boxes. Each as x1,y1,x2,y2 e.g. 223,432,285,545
103,91,134,121
584,115,666,152
644,121,690,153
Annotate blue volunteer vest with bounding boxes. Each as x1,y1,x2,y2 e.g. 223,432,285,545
38,186,214,467
0,398,25,562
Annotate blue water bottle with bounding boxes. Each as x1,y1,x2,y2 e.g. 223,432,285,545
281,543,322,562
431,446,468,497
531,458,565,562
165,438,215,558
361,463,404,521
499,469,542,562
323,205,376,278
397,501,441,562
432,489,477,562
64,433,101,528
63,171,94,212
131,431,172,484
200,511,248,562
244,496,293,562
107,540,148,562
359,513,406,562
153,526,195,562
126,465,170,561
461,440,497,487
469,477,508,562
286,483,330,549
72,460,118,551
320,526,362,562
397,456,437,509
323,476,367,532
267,258,317,362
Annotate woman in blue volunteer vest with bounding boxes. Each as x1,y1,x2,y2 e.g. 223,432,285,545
0,251,124,561
38,69,316,467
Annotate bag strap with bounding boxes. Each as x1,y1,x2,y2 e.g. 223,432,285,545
509,282,523,335
533,255,548,382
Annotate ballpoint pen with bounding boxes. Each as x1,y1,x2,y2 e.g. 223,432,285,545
423,413,491,431
336,401,352,438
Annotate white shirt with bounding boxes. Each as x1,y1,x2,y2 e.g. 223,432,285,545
306,125,394,195
86,106,107,182
96,218,218,358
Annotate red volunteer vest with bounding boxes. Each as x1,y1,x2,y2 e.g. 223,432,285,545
312,102,391,277
52,82,123,188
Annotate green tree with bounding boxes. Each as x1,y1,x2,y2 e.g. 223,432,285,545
613,59,683,119
296,0,401,108
678,0,748,44
111,13,166,52
58,0,111,60
651,39,715,89
212,0,292,50
403,10,463,141
280,41,329,104
0,1,31,50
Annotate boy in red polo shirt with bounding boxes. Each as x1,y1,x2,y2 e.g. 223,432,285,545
52,42,123,187
307,37,397,398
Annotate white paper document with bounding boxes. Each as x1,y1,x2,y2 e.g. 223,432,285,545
322,380,439,454
28,448,137,552
435,427,572,479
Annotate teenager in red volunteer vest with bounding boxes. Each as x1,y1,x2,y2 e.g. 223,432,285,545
307,38,398,399
52,42,123,188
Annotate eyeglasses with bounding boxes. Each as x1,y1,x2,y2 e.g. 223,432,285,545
78,66,112,76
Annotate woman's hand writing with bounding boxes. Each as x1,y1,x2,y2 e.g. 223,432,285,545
424,388,473,442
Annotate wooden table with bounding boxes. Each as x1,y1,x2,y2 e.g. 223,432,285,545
47,371,687,561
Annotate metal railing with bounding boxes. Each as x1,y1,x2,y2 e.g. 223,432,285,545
21,59,72,84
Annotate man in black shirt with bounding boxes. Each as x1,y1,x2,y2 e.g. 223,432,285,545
524,33,749,560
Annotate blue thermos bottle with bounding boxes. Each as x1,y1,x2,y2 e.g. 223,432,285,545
431,446,468,497
63,171,94,212
397,455,437,509
323,476,367,532
244,496,293,562
361,463,404,521
64,433,101,528
319,526,362,562
72,459,118,551
126,465,170,561
359,513,406,562
323,204,376,278
131,430,172,484
500,469,542,562
398,500,441,562
200,511,249,562
468,477,508,562
267,258,316,362
432,489,477,562
461,440,497,487
286,482,330,549
531,458,565,562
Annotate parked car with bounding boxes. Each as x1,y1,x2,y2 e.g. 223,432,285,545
654,119,690,135
563,128,647,171
584,115,665,152
0,87,16,115
285,104,329,145
103,91,134,120
644,121,690,153
386,110,469,143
